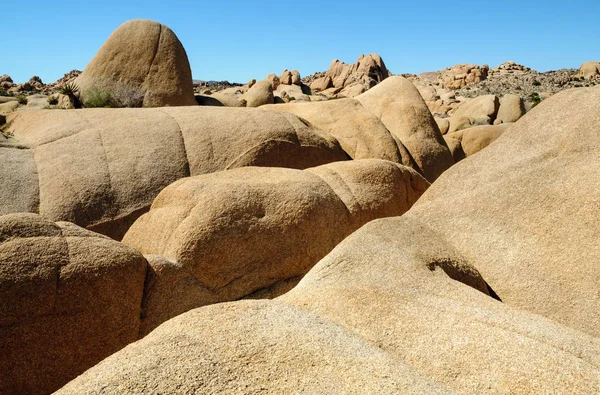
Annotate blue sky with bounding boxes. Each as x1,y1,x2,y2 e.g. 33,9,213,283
4,0,600,83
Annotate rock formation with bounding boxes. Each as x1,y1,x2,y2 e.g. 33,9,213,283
309,53,390,97
74,19,197,107
580,61,600,79
0,213,147,395
1,107,346,239
123,159,428,335
55,85,600,395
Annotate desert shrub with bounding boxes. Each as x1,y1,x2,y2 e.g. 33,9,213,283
16,95,28,105
0,88,11,97
47,96,59,105
532,80,542,86
288,96,296,101
529,92,542,108
58,82,79,96
84,88,120,108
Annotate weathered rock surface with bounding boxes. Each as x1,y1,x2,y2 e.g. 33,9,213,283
356,76,454,182
242,80,274,107
445,123,512,158
58,86,600,395
123,160,429,335
494,94,524,124
2,107,346,239
440,63,489,89
74,19,196,107
580,61,600,79
313,54,390,97
265,98,402,162
451,94,500,125
410,86,600,337
0,213,147,395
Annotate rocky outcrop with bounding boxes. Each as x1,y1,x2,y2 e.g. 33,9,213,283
56,86,600,395
123,159,429,335
310,54,390,97
242,80,274,107
440,63,489,89
74,19,197,107
1,107,346,239
265,98,403,162
0,213,147,395
444,123,512,158
580,61,600,79
356,76,454,182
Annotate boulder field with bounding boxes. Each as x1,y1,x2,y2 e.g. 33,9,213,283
1,76,454,240
1,159,429,394
1,107,347,240
55,86,600,393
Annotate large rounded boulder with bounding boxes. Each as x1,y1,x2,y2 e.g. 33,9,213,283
74,19,196,107
123,159,429,335
356,76,455,182
0,213,147,395
2,107,346,240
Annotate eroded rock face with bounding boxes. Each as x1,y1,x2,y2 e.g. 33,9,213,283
444,123,512,158
312,54,390,97
1,107,347,239
0,213,147,395
580,61,600,79
56,86,600,395
74,19,197,107
441,63,489,90
123,159,429,335
410,85,600,338
356,76,455,182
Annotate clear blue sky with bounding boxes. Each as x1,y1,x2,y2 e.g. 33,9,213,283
4,0,600,84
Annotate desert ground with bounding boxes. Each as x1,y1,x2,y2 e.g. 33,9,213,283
1,19,599,394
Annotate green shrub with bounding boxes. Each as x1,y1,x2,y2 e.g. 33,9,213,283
84,88,119,108
16,95,28,105
58,82,79,96
47,96,59,105
529,92,542,108
532,80,541,86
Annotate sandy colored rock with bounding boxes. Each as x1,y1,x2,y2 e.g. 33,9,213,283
0,100,18,114
265,98,401,162
441,63,489,89
242,80,274,107
356,76,454,182
580,61,600,79
74,19,196,107
495,94,524,124
446,123,512,157
443,135,465,162
274,83,311,101
310,75,333,91
0,213,147,395
409,86,600,338
452,94,500,125
264,73,280,90
58,300,450,395
435,117,450,134
279,69,292,85
2,107,346,239
0,148,39,215
58,213,600,394
124,160,428,334
447,115,473,133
